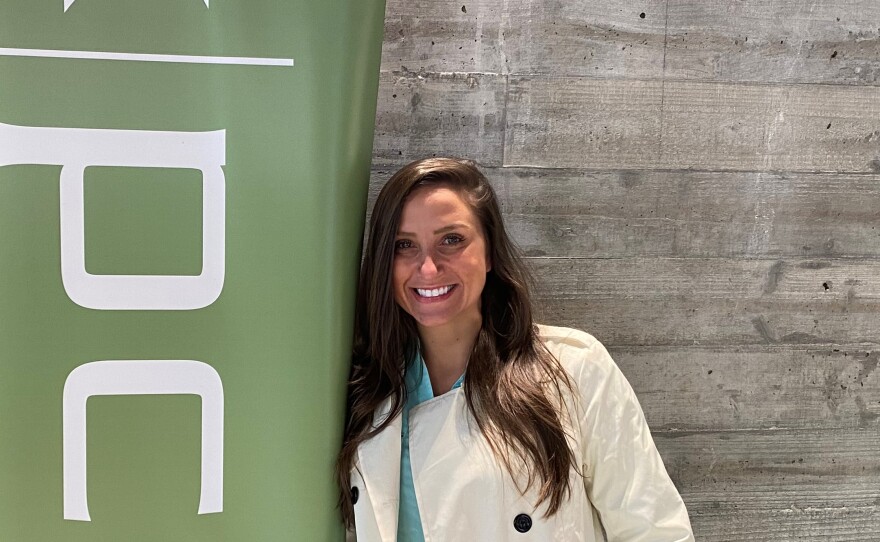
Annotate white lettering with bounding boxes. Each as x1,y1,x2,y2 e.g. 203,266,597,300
0,121,226,310
65,0,210,12
62,360,224,522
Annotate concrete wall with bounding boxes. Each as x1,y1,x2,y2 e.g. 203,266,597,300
368,1,880,539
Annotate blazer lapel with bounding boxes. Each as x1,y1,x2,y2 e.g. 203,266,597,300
357,397,402,542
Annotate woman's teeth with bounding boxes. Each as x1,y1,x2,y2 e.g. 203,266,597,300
416,286,452,298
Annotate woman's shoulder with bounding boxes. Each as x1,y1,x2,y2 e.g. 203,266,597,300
536,324,608,361
535,324,621,385
536,323,601,349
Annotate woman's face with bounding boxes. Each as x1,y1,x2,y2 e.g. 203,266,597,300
392,186,490,332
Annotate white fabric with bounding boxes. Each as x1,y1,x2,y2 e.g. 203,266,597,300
350,325,694,541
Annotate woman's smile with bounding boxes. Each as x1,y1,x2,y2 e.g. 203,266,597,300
412,284,457,301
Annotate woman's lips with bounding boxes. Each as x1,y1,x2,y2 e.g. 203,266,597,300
411,284,456,302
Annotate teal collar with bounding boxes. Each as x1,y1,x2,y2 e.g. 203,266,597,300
405,350,465,407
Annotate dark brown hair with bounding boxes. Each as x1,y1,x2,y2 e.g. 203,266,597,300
336,157,576,527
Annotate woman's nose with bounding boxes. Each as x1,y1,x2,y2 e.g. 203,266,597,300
419,253,439,276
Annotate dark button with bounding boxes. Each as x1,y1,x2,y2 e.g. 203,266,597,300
351,486,359,505
513,513,532,533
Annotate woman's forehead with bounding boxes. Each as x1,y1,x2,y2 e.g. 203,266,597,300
400,186,476,222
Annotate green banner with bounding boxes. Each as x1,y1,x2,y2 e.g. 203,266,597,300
0,1,384,539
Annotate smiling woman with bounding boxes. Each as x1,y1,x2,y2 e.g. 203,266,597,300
392,186,489,329
392,185,490,394
336,158,694,541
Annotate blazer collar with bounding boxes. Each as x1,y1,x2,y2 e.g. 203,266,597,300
357,397,402,541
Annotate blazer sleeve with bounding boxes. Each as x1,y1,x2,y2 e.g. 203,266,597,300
574,338,695,542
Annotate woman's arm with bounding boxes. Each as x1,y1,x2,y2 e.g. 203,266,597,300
574,336,694,541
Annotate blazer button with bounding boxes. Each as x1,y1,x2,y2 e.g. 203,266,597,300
513,513,532,533
351,486,359,505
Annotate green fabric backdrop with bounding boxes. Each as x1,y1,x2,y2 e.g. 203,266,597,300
0,1,385,539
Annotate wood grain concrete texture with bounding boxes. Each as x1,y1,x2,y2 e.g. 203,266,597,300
372,0,880,539
665,1,880,85
506,78,880,171
372,168,880,258
372,72,506,167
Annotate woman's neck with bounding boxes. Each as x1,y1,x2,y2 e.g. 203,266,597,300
417,314,481,396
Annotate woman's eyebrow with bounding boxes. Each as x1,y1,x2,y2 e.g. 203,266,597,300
396,223,472,237
434,223,471,234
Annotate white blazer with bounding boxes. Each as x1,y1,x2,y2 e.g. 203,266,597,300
349,325,694,541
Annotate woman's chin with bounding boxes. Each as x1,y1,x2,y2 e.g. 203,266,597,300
411,307,483,334
412,312,454,329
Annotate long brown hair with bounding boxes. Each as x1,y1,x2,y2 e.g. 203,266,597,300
336,157,576,526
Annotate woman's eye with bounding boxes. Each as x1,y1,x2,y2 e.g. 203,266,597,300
441,234,464,246
395,239,413,251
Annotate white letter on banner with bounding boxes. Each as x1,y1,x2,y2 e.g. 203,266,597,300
0,121,226,310
62,360,224,522
64,0,210,12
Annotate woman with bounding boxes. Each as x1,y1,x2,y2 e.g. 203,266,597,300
336,158,694,541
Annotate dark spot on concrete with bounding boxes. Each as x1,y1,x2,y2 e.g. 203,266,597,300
752,315,777,343
619,171,642,189
823,282,831,290
855,396,880,427
858,352,879,385
708,370,713,375
461,5,467,13
639,12,646,18
831,50,838,59
780,332,822,344
410,93,422,108
824,371,843,414
799,261,831,270
827,123,832,129
392,94,397,98
763,261,784,294
869,159,880,172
